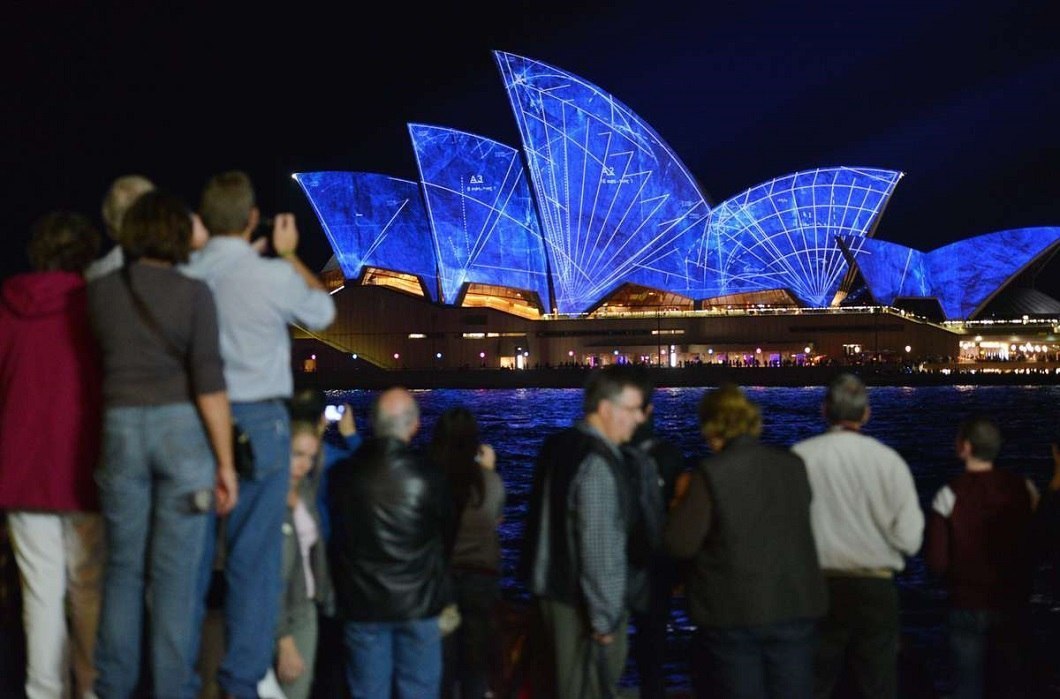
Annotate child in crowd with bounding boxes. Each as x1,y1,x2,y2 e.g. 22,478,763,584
274,420,332,699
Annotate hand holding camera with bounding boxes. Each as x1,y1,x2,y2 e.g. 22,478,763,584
271,213,299,258
325,403,358,439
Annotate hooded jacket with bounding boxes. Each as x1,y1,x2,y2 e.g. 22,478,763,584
0,271,101,511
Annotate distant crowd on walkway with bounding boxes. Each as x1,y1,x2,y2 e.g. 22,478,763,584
2,171,1060,699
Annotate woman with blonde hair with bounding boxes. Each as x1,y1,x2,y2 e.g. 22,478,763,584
664,384,825,698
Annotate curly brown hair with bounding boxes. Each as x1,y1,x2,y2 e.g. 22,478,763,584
27,211,100,272
697,383,762,443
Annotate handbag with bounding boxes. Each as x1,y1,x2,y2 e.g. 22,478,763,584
120,264,254,479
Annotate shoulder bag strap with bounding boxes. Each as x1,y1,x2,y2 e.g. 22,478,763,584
120,263,185,362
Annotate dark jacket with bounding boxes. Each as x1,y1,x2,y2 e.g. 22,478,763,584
924,469,1035,610
521,425,631,607
327,436,452,622
664,435,826,628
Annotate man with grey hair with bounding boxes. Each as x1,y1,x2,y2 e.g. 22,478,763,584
792,373,924,699
522,364,648,698
84,173,155,280
327,387,454,698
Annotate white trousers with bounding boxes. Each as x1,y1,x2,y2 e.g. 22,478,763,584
7,511,103,699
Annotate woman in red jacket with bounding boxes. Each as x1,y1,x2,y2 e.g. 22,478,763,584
0,212,103,698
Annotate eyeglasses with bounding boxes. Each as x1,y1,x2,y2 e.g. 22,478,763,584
610,400,645,414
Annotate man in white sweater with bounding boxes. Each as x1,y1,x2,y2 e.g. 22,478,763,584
792,373,924,699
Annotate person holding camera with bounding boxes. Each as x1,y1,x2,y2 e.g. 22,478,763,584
184,170,335,699
430,406,507,699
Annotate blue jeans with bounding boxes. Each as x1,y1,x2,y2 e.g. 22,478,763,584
343,616,442,699
693,618,817,699
948,608,1027,699
197,400,290,698
94,403,215,699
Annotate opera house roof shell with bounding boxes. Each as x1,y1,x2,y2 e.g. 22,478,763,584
294,51,1060,322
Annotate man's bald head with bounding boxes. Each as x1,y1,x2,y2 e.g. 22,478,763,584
371,387,420,443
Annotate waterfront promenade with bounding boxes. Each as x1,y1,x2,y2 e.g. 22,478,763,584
296,362,1060,391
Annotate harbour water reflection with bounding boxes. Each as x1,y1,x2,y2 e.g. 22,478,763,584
323,384,1060,695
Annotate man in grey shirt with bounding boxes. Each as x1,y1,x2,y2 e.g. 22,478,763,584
523,364,647,698
184,170,335,699
792,373,924,699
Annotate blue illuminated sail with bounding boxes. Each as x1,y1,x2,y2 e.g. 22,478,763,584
495,50,710,314
837,236,930,307
702,167,903,307
292,171,439,301
408,123,550,308
842,227,1060,319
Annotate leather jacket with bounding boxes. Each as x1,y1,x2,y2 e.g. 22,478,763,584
327,436,452,622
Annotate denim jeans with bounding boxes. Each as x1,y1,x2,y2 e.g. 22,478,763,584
196,399,290,699
693,618,817,699
948,608,1027,699
94,403,215,699
343,616,442,699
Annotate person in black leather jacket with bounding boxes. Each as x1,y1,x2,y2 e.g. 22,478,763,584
327,386,454,698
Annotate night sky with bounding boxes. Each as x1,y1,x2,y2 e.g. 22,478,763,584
5,1,1059,297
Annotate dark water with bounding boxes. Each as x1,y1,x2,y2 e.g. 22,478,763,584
323,385,1060,695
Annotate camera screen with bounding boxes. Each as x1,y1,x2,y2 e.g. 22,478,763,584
324,404,345,422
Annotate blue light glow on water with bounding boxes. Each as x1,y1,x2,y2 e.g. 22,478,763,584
322,385,1060,694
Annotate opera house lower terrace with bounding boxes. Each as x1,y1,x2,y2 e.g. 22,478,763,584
289,51,1060,386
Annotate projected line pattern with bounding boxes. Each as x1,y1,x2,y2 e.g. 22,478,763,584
702,167,903,307
842,227,1060,319
495,50,711,314
292,171,439,302
408,124,551,307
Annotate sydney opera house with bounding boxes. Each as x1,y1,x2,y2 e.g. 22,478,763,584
291,51,1060,375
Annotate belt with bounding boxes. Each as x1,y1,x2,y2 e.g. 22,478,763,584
823,567,893,579
231,397,286,406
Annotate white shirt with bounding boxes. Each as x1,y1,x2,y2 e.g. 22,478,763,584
84,246,124,282
792,427,924,571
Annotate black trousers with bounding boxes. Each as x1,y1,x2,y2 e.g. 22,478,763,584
630,556,676,698
814,576,899,699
